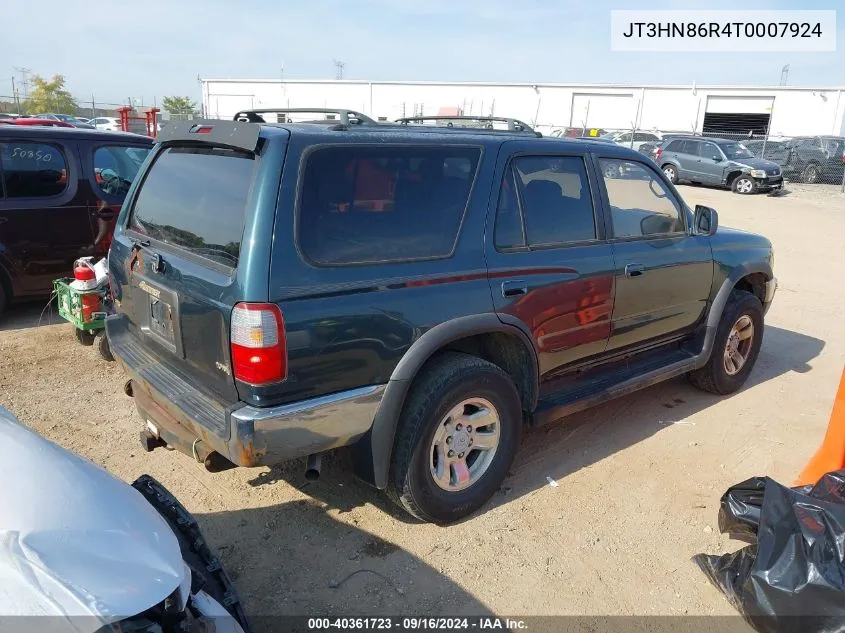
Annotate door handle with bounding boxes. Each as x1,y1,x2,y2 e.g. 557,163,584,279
501,280,528,298
625,263,645,278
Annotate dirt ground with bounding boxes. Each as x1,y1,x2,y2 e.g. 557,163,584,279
1,183,844,624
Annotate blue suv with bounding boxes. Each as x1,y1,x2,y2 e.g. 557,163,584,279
108,110,776,523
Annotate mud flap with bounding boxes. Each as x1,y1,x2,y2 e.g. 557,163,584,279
131,475,251,633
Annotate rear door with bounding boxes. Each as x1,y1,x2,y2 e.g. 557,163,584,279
697,141,727,186
676,140,706,181
594,155,713,352
485,142,615,377
0,136,92,296
82,142,152,256
112,132,284,403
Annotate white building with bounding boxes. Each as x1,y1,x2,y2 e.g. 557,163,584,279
202,79,845,138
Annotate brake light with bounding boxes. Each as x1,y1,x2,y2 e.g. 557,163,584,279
190,124,213,134
655,148,663,161
230,303,286,385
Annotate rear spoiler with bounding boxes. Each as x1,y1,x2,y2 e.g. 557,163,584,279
155,119,260,152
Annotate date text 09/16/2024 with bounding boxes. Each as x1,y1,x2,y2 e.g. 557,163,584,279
307,618,528,630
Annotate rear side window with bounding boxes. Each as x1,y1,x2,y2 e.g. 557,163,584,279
822,138,844,154
128,146,255,268
298,145,480,265
1,142,68,198
94,145,151,196
494,156,596,249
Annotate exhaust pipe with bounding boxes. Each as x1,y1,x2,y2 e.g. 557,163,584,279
204,451,235,473
124,379,134,397
305,453,322,481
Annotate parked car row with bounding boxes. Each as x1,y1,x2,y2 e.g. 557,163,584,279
635,132,845,188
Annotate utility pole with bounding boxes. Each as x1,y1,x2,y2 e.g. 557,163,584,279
779,64,790,86
13,66,31,100
333,59,345,80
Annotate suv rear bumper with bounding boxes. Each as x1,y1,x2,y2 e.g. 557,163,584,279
108,315,384,467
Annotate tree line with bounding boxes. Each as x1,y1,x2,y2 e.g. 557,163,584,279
12,74,197,117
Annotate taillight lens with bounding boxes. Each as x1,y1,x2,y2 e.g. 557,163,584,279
655,148,663,161
230,303,286,385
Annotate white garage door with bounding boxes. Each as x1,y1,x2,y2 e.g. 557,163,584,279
570,93,636,129
706,96,774,114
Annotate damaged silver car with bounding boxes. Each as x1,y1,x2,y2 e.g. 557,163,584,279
0,406,250,633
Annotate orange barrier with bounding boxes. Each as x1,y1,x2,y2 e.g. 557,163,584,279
795,366,845,486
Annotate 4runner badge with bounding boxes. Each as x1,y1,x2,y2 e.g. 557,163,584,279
215,361,231,376
138,281,161,299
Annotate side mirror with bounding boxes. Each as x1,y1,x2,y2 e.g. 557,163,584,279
694,205,718,236
712,156,722,162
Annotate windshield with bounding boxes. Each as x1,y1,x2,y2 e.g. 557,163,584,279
720,143,754,160
55,114,77,122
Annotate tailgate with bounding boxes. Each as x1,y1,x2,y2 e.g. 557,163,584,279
110,124,282,406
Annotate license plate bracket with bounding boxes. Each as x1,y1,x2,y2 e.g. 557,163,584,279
149,297,174,343
135,277,183,357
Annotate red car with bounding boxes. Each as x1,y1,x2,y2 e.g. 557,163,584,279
4,117,75,128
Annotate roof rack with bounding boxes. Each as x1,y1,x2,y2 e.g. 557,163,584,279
395,115,541,137
232,108,376,127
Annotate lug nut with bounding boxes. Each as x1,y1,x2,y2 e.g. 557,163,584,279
456,423,463,431
469,438,474,445
458,452,465,458
448,450,455,458
466,425,472,432
446,436,452,444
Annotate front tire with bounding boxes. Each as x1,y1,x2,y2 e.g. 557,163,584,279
689,289,763,395
732,175,757,195
662,164,679,184
74,327,96,346
97,331,114,361
388,353,522,524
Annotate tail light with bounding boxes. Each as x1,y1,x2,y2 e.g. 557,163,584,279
655,148,663,161
230,303,286,385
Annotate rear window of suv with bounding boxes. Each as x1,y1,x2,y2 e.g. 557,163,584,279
128,146,255,268
298,145,481,265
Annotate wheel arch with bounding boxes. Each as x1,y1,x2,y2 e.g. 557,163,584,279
726,170,746,186
351,313,539,489
695,262,773,370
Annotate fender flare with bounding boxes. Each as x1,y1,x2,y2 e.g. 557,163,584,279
696,261,773,369
352,313,539,489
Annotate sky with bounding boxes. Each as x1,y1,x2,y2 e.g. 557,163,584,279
2,0,843,107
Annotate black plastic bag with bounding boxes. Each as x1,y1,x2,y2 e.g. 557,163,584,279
694,469,845,633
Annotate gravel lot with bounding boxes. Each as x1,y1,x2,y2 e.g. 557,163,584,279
1,183,843,624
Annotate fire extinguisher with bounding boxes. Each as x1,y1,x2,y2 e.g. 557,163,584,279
73,260,101,323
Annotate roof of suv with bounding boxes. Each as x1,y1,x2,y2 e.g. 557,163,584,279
0,125,152,143
157,117,652,163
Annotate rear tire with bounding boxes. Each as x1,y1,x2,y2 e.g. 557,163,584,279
74,327,96,346
688,290,764,395
388,352,522,524
801,163,820,184
662,164,679,184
